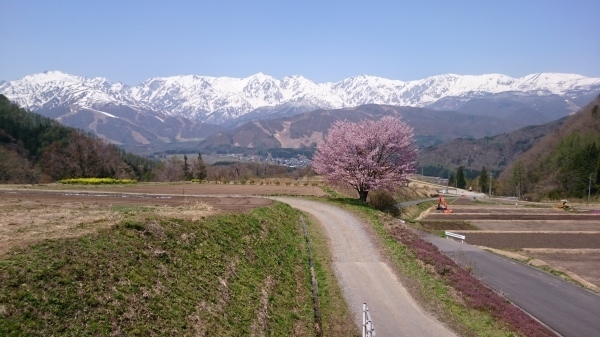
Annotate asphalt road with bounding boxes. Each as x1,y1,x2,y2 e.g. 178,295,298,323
273,197,457,337
426,235,600,337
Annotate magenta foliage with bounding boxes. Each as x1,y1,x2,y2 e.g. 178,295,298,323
391,227,555,337
312,116,417,197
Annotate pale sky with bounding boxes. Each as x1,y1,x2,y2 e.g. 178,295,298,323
1,0,599,85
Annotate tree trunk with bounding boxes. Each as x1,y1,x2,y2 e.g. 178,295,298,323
358,190,369,203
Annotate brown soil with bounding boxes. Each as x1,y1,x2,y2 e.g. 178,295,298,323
64,182,327,197
448,198,477,205
0,183,325,256
446,207,564,214
426,213,600,220
469,220,600,231
422,203,600,289
0,189,273,210
418,220,479,231
456,233,600,249
524,251,600,287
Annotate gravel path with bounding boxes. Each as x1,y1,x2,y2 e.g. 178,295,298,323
273,197,457,337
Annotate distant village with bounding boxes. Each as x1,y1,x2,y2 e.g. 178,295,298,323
219,153,312,168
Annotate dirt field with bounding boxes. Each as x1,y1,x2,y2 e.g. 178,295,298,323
451,232,600,249
426,213,600,221
524,249,600,288
421,198,600,289
0,183,326,256
30,182,329,197
463,220,600,231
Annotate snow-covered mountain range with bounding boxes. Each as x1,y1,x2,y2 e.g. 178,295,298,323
2,71,599,124
1,70,599,154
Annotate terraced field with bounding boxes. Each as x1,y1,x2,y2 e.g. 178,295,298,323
420,199,600,289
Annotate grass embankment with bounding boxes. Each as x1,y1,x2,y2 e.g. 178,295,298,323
327,197,555,337
0,203,353,336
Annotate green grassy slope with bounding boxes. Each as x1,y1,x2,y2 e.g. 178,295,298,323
0,203,348,336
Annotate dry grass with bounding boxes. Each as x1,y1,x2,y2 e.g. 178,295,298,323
152,198,217,221
0,198,117,255
0,196,216,256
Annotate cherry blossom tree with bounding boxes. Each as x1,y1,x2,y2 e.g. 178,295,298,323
312,116,417,202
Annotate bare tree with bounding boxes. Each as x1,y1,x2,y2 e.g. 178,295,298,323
157,156,185,182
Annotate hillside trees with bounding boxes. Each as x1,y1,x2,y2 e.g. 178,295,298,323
40,131,133,180
496,97,600,199
0,95,70,158
552,133,600,197
312,116,417,202
0,94,157,182
0,144,40,183
500,132,598,199
120,151,157,181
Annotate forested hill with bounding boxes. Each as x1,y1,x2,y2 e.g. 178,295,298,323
499,94,600,199
0,94,157,183
417,117,566,176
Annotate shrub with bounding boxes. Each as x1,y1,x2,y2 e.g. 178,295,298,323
368,190,401,217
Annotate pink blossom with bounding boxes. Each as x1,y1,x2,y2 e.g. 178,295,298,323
312,116,417,201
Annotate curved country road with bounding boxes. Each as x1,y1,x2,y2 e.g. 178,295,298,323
273,197,457,337
426,234,600,337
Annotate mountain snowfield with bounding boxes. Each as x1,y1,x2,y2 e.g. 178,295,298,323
1,70,599,123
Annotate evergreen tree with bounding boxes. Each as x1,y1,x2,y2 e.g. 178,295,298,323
508,160,526,198
183,154,191,180
448,173,455,187
193,153,207,180
479,166,489,194
456,166,466,189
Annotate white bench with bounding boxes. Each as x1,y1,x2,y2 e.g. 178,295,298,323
445,231,465,243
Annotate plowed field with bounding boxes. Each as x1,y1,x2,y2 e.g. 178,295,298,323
0,183,326,256
421,198,600,289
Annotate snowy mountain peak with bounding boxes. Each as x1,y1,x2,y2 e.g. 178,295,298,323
1,71,599,123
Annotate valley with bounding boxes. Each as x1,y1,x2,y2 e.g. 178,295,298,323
3,1,600,335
